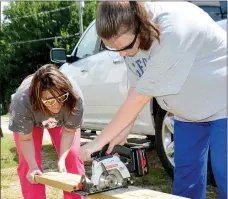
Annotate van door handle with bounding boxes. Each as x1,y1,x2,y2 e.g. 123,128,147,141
113,58,124,64
81,69,88,73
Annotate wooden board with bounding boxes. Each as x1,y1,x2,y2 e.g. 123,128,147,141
35,172,189,199
34,172,83,192
88,186,189,199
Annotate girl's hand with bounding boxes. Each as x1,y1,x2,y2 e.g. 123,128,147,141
57,160,67,173
27,168,42,184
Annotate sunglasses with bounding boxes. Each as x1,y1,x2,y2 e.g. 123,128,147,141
42,92,69,107
101,25,140,52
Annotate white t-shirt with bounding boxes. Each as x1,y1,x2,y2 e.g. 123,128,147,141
126,2,227,122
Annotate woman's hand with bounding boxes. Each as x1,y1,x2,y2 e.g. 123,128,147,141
57,159,67,172
106,129,129,154
26,168,42,184
79,140,103,161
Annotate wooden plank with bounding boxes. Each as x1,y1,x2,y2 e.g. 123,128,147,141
88,186,189,199
34,172,83,192
35,172,189,199
87,194,119,199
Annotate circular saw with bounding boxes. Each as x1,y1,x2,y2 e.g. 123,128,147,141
75,144,149,196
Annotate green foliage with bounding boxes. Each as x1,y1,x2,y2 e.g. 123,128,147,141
0,1,98,114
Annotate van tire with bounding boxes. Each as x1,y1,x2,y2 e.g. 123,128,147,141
155,108,174,178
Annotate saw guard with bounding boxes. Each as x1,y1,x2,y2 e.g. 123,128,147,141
91,155,131,186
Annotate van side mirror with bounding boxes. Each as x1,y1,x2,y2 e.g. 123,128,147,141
50,48,67,64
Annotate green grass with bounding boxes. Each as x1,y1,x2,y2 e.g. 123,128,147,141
1,134,218,199
1,134,18,168
134,167,172,192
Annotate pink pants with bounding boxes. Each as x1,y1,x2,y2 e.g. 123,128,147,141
13,126,85,199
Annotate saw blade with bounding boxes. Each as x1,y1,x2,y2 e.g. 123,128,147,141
98,169,125,190
73,183,128,196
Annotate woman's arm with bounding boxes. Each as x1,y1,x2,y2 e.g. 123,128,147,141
95,88,152,147
79,88,152,161
59,127,76,162
19,133,43,184
106,119,135,154
19,133,38,169
106,88,137,153
58,127,78,172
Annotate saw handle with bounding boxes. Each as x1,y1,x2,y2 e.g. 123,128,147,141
90,144,132,158
90,144,109,158
111,145,133,157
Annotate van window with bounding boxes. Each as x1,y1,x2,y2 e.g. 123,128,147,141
76,24,98,59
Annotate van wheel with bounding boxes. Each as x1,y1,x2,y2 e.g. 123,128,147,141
155,108,174,178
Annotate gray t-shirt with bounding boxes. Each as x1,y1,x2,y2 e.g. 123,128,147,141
9,75,84,134
126,2,227,122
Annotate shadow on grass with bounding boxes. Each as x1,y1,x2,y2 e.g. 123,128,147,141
9,146,18,163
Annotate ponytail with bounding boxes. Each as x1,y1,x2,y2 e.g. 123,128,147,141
130,1,160,50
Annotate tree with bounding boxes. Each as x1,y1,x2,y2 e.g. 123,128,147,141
0,1,98,114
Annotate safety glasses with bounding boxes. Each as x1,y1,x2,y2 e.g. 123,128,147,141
42,92,69,107
101,25,140,52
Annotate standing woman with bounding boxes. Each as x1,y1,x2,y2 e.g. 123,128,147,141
79,2,227,199
9,64,85,199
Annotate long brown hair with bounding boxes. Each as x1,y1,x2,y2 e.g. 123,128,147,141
96,1,160,51
29,64,78,116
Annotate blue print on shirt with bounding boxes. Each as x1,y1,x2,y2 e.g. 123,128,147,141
131,58,147,77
